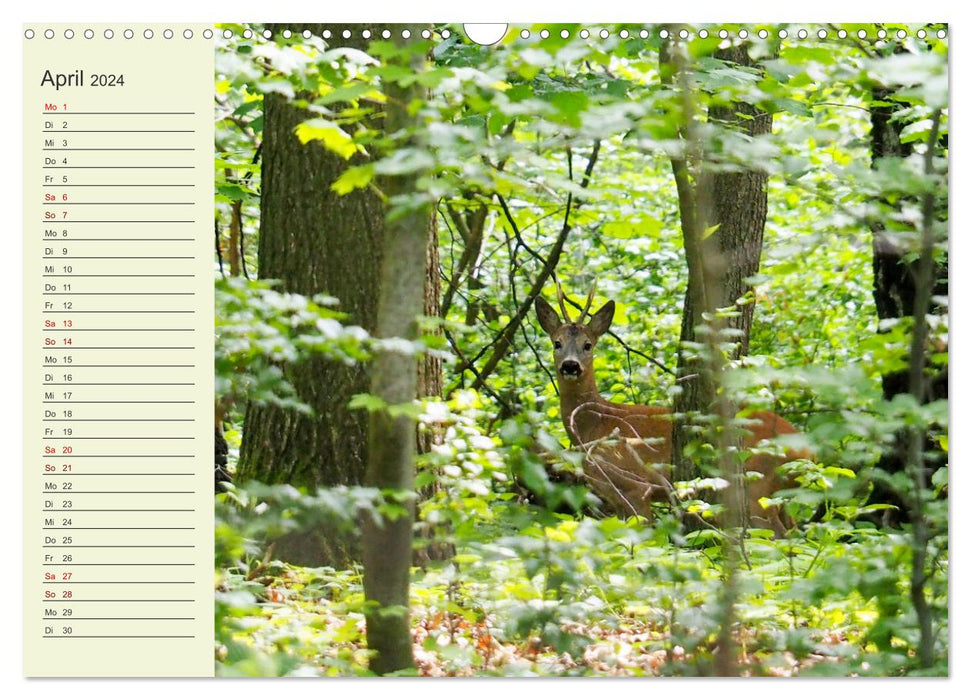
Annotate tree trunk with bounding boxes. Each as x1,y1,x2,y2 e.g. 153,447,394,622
671,45,773,483
236,24,441,568
868,86,948,524
361,27,430,675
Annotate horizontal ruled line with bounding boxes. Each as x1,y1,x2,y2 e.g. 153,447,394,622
43,563,195,566
43,546,196,548
43,130,195,133
43,111,196,115
43,526,195,529
43,400,195,403
40,599,196,603
42,435,194,439
38,455,196,458
43,166,195,169
38,474,195,477
43,293,196,295
43,418,194,421
42,582,195,584
44,202,194,206
42,238,195,241
40,221,195,224
42,365,195,368
44,256,194,259
43,636,196,640
43,383,195,386
44,184,195,187
42,329,194,332
43,148,195,151
43,310,195,313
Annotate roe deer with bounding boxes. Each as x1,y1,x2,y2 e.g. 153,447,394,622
535,287,803,536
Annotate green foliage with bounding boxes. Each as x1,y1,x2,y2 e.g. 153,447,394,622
215,276,370,412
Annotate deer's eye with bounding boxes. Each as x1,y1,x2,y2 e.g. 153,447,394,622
554,340,562,350
583,342,592,351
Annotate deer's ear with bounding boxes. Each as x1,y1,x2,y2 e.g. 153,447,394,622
587,301,615,338
535,297,562,336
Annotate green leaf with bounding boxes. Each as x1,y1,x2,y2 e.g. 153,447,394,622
331,164,375,195
294,119,360,159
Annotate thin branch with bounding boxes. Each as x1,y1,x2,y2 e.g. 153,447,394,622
447,142,601,394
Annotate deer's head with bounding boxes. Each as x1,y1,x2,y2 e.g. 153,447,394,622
535,288,614,383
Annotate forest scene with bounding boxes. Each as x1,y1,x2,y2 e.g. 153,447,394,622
212,23,949,677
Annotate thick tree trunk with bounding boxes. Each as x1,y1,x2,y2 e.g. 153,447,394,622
671,45,773,483
236,25,440,567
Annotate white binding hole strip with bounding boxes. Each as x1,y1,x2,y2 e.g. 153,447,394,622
363,29,372,39
441,28,451,38
600,29,609,39
64,29,75,39
84,29,95,39
818,29,827,39
680,29,689,39
302,29,312,39
719,29,728,38
640,29,649,38
797,28,808,39
381,28,391,38
184,29,194,39
342,29,351,39
44,28,54,38
897,29,907,39
917,29,927,38
858,29,867,39
401,28,411,39
222,29,232,39
758,29,768,39
242,28,253,39
619,29,629,39
164,29,174,39
778,29,788,38
422,29,431,39
104,29,114,39
937,29,947,38
540,29,550,39
838,29,847,39
699,29,709,38
262,29,272,39
520,29,530,39
659,28,668,39
579,29,590,39
561,29,571,39
124,28,134,39
143,28,154,39
24,28,35,39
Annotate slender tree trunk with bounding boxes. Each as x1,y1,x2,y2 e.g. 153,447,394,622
362,27,430,675
868,86,948,524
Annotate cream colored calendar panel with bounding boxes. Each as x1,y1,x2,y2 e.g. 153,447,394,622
22,24,214,677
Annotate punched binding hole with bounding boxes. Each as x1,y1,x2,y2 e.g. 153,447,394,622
464,24,508,46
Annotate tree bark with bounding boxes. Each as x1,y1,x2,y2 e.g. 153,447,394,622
361,26,430,675
867,86,948,523
236,24,440,568
670,45,773,483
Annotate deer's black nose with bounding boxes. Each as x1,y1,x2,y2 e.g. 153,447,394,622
560,360,582,377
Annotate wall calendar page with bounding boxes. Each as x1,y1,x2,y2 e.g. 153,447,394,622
19,14,952,684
